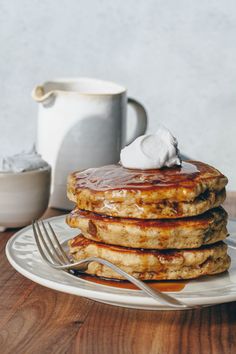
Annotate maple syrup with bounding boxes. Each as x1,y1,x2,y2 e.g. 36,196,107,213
77,273,187,292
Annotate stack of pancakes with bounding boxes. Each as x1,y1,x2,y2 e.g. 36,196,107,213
66,161,230,280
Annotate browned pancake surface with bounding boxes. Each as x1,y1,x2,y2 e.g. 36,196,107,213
68,235,230,280
67,161,227,218
69,161,225,192
66,207,228,249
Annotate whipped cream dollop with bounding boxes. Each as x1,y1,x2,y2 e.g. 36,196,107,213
120,127,181,169
0,147,49,173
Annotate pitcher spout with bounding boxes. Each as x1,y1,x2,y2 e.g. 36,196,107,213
32,84,55,105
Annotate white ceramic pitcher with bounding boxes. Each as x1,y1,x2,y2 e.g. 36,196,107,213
32,78,148,209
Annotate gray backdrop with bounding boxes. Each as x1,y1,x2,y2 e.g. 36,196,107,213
1,0,235,189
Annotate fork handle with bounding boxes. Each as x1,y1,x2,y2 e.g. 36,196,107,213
90,257,188,308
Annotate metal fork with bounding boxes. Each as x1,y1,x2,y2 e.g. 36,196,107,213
32,220,191,309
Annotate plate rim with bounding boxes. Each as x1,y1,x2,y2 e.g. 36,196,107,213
5,215,236,309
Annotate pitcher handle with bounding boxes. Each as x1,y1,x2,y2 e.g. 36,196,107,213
126,98,148,145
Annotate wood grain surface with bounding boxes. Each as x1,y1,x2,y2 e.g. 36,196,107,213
0,195,236,354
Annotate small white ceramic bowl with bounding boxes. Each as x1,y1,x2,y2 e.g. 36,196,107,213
0,165,51,229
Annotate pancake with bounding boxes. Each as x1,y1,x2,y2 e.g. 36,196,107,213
66,207,228,249
67,161,227,218
68,235,230,280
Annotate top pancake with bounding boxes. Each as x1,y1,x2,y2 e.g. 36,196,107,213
67,161,227,219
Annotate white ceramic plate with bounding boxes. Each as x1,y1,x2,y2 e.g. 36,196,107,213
5,215,236,310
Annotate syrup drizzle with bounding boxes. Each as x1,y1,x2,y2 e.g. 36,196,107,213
76,273,187,292
73,161,203,191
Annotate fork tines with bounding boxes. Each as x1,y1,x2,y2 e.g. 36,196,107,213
32,220,70,267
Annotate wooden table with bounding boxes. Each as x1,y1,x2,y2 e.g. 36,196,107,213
1,193,236,354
